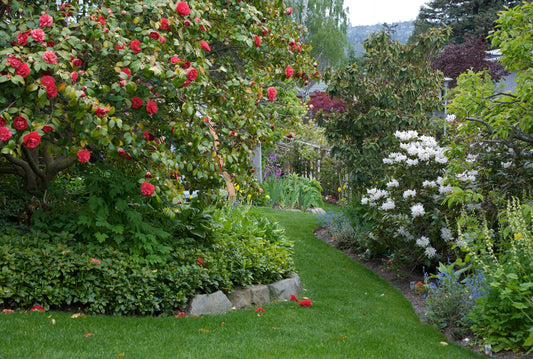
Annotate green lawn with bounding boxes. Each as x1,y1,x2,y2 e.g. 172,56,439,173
0,209,482,358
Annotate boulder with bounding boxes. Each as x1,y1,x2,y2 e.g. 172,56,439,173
187,290,232,316
268,273,302,301
305,207,326,215
227,288,252,309
250,285,270,305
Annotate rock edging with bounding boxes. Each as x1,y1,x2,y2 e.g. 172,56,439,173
187,273,302,316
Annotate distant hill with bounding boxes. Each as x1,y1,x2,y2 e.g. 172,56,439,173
347,21,414,57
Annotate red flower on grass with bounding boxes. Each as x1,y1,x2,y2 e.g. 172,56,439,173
42,51,58,64
30,305,45,312
0,127,12,142
13,116,28,131
131,97,143,109
267,87,277,101
255,307,265,312
22,132,41,149
200,40,210,52
176,312,186,317
146,100,158,115
77,149,90,163
141,182,155,196
289,295,299,302
39,14,53,27
176,1,191,16
299,299,312,307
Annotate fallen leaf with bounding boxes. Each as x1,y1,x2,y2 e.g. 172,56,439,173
51,318,56,325
221,322,226,327
199,328,210,334
71,313,81,319
117,353,124,358
272,326,281,330
1,309,14,314
84,333,93,338
440,341,448,346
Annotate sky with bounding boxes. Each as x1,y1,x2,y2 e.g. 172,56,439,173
343,0,430,26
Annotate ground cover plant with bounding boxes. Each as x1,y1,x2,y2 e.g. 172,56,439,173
0,210,482,359
0,205,294,315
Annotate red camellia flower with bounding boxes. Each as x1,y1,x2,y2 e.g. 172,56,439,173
42,125,54,133
176,312,186,318
129,39,142,54
77,149,90,163
7,56,22,69
289,295,299,302
143,131,155,142
267,86,277,101
170,56,181,64
46,84,58,98
116,42,125,50
98,15,106,26
255,307,265,313
22,131,41,149
121,68,131,78
196,257,204,265
30,29,45,43
298,299,312,307
149,31,160,40
71,71,78,82
145,172,152,179
160,18,171,30
254,35,261,47
94,107,109,117
14,63,30,78
181,59,191,69
186,68,198,82
131,97,143,109
42,51,58,64
176,1,191,16
146,100,158,115
0,116,5,126
59,3,73,17
200,40,210,52
285,66,294,79
184,20,192,27
13,116,28,130
39,14,53,28
17,32,29,46
0,126,12,142
140,182,155,196
46,40,55,47
72,58,82,67
286,7,293,15
30,305,45,312
41,75,55,87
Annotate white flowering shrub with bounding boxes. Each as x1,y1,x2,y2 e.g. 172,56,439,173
359,131,465,266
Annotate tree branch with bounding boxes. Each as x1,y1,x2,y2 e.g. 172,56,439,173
464,116,494,134
22,146,45,180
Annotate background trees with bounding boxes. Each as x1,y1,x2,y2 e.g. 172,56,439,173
286,0,349,68
409,0,521,44
319,27,450,188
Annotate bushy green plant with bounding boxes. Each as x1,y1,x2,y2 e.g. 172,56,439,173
358,130,459,266
0,205,295,315
32,165,173,263
458,198,533,352
263,172,322,211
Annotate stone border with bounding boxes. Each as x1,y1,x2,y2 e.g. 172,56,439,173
187,273,302,316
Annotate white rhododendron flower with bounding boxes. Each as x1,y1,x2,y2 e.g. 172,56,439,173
410,203,425,217
416,236,430,247
425,246,437,258
402,189,417,199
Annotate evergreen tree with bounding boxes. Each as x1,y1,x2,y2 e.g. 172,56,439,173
409,0,520,44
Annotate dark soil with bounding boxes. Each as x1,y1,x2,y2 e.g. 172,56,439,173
313,227,532,359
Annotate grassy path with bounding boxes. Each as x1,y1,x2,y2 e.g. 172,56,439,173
0,209,481,358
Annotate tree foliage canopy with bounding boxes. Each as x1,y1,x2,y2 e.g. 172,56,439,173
0,0,318,204
410,0,521,44
319,27,451,187
286,0,349,68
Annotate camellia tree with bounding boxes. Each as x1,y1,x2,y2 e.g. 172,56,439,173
0,0,318,205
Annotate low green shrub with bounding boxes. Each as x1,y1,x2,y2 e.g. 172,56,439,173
0,206,295,316
459,198,533,352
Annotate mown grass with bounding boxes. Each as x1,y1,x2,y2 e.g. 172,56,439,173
0,209,482,359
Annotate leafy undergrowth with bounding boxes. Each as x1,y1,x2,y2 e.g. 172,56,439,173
0,210,482,359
